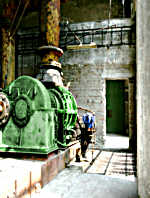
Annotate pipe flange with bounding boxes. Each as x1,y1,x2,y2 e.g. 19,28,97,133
37,45,64,57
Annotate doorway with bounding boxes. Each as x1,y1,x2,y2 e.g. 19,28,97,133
106,80,127,135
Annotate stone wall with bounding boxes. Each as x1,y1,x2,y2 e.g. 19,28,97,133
60,19,136,146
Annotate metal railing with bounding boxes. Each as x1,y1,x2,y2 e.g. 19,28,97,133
59,25,136,50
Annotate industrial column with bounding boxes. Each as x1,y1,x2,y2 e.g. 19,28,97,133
137,0,150,197
37,0,63,86
1,1,16,88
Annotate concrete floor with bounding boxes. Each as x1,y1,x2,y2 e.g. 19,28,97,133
35,167,137,198
35,135,137,198
99,134,129,150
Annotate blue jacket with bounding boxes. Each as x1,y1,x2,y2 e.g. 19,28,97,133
82,113,95,128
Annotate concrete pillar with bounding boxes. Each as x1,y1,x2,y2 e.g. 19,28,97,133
137,0,150,197
37,0,63,86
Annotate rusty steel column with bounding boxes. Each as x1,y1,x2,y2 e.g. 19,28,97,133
1,29,15,88
1,1,16,88
37,0,63,86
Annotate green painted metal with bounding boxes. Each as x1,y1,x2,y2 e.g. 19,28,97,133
0,76,77,154
48,86,77,147
106,80,125,134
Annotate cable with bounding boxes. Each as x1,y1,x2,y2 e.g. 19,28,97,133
66,21,82,45
11,0,30,38
9,0,22,34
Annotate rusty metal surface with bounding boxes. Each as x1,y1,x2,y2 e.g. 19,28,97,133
41,0,60,47
1,0,16,22
1,28,15,88
40,0,63,71
42,51,60,62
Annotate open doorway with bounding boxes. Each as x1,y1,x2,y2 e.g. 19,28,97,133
105,80,129,149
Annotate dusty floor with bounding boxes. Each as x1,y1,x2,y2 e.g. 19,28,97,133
35,135,138,198
98,133,129,150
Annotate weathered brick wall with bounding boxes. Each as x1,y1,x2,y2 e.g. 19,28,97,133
60,19,136,146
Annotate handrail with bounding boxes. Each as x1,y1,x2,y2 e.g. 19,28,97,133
60,24,135,49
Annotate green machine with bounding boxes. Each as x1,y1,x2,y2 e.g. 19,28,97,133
0,76,77,154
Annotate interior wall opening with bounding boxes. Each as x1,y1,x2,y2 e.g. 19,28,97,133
106,79,129,149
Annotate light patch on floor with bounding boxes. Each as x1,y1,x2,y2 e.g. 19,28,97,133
86,151,136,182
103,134,129,150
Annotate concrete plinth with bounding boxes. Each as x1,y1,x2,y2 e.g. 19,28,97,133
0,142,80,198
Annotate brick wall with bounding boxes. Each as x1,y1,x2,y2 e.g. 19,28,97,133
60,19,136,146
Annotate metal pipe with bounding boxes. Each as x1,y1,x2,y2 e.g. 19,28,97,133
108,0,112,27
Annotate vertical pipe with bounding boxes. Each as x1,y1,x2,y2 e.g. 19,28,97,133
110,26,112,45
102,29,103,46
40,0,63,63
37,0,63,86
120,27,123,45
108,0,112,27
122,0,125,18
41,0,60,47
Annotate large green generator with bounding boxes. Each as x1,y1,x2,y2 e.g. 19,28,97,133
0,76,77,154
